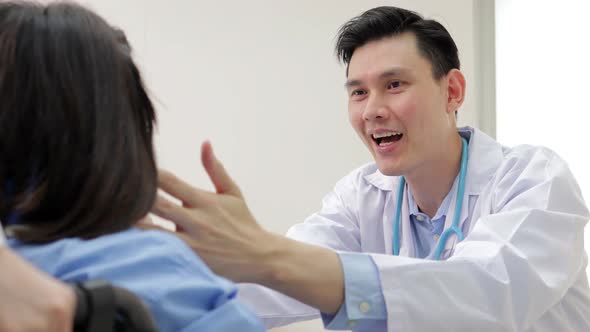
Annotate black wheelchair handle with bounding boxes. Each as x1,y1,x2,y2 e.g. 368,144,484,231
73,280,158,332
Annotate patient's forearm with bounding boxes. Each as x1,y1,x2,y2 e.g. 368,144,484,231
0,247,76,332
255,234,344,315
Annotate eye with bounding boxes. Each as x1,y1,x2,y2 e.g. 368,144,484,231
388,81,402,89
350,89,367,98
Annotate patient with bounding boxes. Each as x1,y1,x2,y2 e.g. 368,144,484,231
0,1,264,331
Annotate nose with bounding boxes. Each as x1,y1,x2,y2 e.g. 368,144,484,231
362,93,390,121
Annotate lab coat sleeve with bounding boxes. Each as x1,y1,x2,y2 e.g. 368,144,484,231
370,147,590,331
239,169,365,328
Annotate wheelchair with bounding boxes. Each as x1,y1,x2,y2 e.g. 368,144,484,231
73,280,158,332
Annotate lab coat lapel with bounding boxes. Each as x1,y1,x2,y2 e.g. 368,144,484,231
399,183,414,257
439,127,504,258
459,127,503,196
440,180,469,259
380,177,414,257
382,183,395,255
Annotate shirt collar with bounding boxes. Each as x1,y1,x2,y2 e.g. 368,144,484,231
407,175,458,220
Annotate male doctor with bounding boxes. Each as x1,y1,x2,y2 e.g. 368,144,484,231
153,6,590,331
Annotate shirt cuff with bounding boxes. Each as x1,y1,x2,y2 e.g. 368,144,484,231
321,252,387,330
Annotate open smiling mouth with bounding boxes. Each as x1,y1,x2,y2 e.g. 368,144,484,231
372,132,403,146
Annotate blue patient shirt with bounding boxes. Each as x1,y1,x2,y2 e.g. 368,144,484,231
8,228,265,332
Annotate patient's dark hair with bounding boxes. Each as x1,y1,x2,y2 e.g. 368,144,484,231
0,1,157,243
335,6,460,79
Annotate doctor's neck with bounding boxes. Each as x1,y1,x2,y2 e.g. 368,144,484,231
404,133,463,218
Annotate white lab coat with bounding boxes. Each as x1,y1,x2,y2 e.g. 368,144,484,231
239,127,590,331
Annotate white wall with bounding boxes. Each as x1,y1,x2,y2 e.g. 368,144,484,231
79,1,486,330
496,0,590,276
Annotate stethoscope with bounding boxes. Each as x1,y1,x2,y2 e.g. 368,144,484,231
392,136,469,260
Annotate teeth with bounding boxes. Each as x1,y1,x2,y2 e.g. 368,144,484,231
372,132,402,139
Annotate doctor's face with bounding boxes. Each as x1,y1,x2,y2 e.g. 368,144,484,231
346,33,457,176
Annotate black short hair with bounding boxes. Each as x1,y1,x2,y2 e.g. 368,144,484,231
335,6,460,79
0,1,157,243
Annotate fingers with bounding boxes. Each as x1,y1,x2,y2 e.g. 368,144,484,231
136,214,153,226
201,141,242,197
157,169,209,207
136,223,167,232
151,195,205,232
136,218,197,251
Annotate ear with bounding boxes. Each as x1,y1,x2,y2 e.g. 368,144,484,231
445,69,466,115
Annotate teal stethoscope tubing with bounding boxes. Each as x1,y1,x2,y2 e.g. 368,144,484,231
392,137,469,260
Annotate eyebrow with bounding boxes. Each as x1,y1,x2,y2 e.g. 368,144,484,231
344,67,410,88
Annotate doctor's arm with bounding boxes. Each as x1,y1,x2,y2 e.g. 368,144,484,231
152,142,347,315
233,167,386,329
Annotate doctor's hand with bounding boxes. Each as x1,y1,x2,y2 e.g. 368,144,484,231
152,141,279,284
0,246,75,332
152,141,346,314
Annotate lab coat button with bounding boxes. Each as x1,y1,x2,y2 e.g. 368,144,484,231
433,234,440,241
347,320,358,328
359,301,371,313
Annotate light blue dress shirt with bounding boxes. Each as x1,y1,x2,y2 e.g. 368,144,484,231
323,179,456,330
8,228,265,332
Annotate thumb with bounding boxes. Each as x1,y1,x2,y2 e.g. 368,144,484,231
201,141,242,197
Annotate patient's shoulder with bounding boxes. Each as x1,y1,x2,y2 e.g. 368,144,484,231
61,228,224,281
10,227,251,330
65,228,238,330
